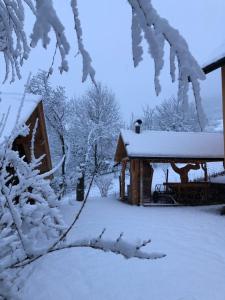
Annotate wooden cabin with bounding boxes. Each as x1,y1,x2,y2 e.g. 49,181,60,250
0,93,52,174
115,126,224,206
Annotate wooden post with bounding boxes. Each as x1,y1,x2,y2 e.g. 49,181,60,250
221,66,225,166
130,159,140,205
165,169,169,192
121,161,126,201
140,160,144,206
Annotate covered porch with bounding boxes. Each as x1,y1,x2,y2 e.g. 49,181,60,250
115,130,224,206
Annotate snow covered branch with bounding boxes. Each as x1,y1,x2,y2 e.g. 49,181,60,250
51,235,166,260
12,229,166,269
0,0,207,130
127,0,207,129
0,0,95,84
0,0,30,83
70,0,96,86
30,0,70,74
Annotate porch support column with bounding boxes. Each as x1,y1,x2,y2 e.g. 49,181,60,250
131,159,140,205
120,160,126,201
221,66,225,166
140,160,144,206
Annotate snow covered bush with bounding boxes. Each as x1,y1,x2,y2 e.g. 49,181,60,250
95,174,114,198
0,121,65,269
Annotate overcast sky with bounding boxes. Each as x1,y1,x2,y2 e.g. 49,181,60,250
1,0,225,122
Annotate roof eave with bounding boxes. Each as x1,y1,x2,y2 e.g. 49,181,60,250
127,155,224,163
202,56,225,74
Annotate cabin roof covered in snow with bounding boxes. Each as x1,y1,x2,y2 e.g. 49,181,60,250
0,93,41,143
202,43,225,74
115,129,224,162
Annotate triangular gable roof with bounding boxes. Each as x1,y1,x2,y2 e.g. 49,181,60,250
0,93,41,143
115,129,224,162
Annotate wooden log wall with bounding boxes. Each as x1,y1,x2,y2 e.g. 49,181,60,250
13,102,52,175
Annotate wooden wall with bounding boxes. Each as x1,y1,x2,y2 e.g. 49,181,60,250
13,102,52,174
120,159,153,206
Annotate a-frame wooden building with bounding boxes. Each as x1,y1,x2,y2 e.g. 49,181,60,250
0,93,52,174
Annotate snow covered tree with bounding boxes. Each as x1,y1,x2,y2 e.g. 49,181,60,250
132,97,201,132
154,97,201,132
142,105,155,130
70,83,120,174
67,83,121,199
0,0,206,129
28,71,69,196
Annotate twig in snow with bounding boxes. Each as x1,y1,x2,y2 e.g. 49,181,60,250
136,239,151,251
92,228,106,246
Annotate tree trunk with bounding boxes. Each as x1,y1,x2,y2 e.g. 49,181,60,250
171,162,200,184
76,173,85,201
59,134,67,197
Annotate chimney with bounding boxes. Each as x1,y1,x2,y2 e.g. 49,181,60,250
134,119,142,134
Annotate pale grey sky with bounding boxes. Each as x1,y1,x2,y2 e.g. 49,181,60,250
1,0,225,121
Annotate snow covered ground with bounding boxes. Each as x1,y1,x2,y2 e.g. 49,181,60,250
19,187,225,300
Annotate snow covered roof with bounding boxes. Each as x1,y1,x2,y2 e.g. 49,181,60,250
117,129,224,161
0,93,41,143
202,42,225,74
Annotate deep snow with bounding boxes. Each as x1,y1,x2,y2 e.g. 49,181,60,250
19,188,225,300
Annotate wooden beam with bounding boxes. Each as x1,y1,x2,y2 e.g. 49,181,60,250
128,157,223,164
221,66,225,166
